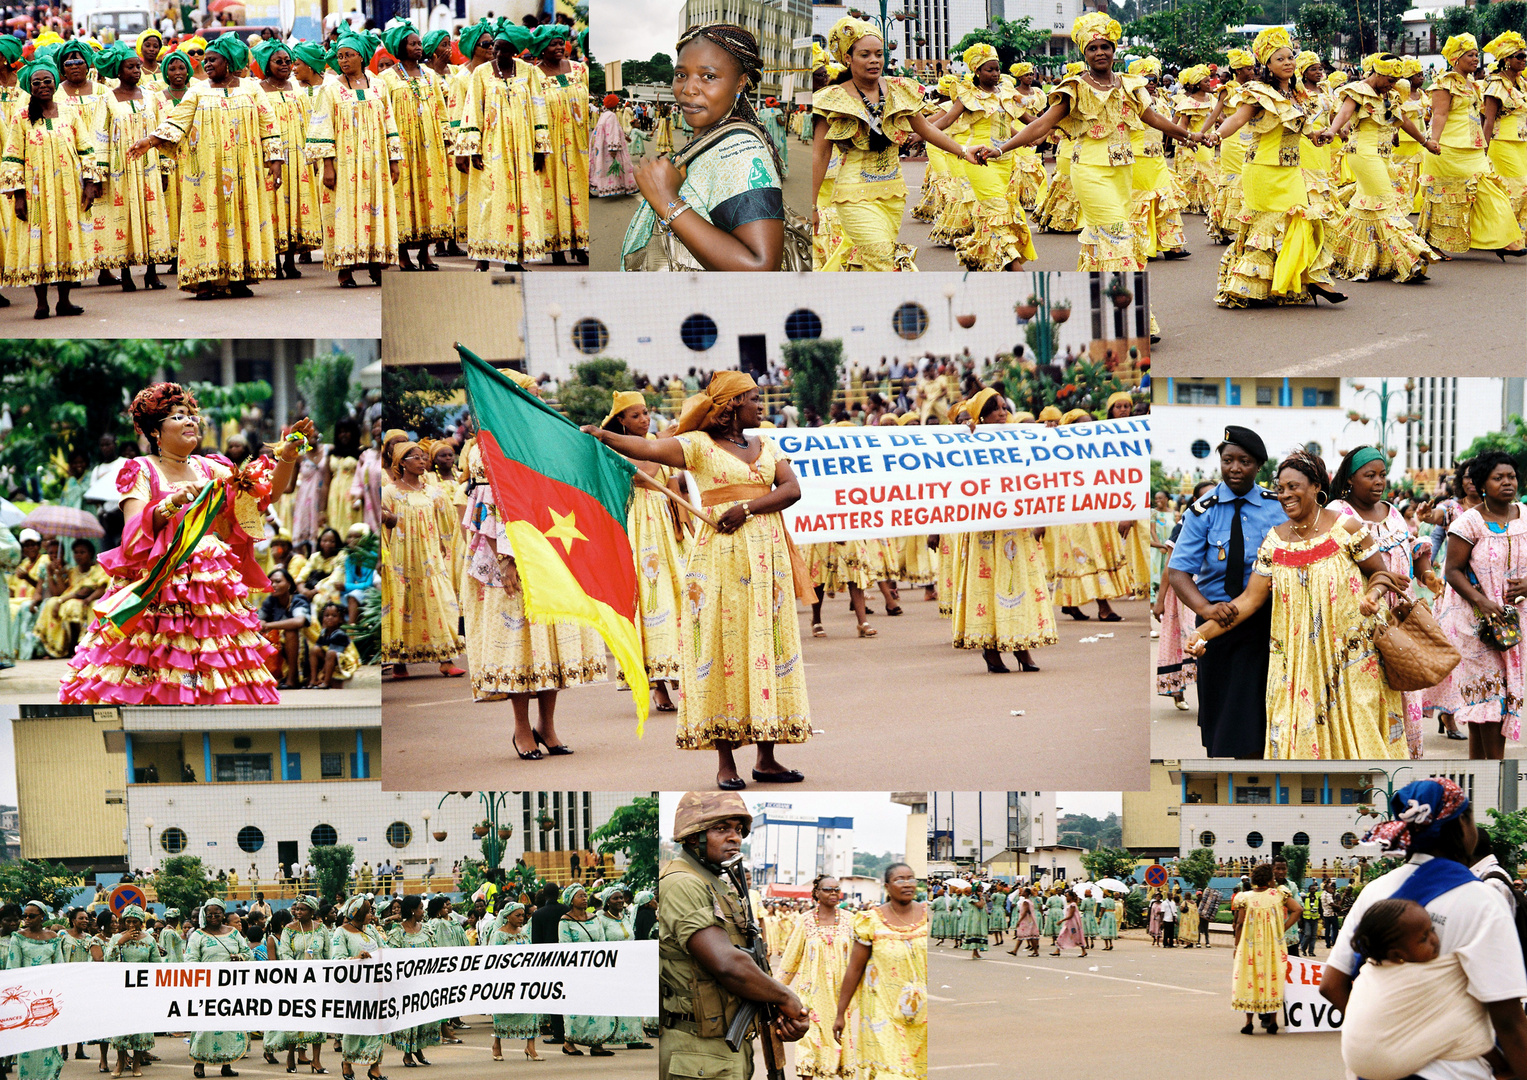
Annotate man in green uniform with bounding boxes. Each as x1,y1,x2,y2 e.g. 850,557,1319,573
659,792,809,1080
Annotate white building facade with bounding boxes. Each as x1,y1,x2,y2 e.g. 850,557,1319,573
928,791,1056,863
750,806,855,887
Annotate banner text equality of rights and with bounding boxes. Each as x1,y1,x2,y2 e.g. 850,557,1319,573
0,941,655,1056
751,418,1151,543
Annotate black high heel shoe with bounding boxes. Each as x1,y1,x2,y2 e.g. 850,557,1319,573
1013,653,1040,672
533,730,573,756
1496,247,1527,260
513,736,542,761
983,648,1010,674
1308,284,1347,305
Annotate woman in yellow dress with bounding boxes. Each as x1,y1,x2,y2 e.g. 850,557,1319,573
1392,75,1427,207
419,31,461,259
2,57,100,317
995,14,1206,271
307,31,401,286
1293,53,1337,219
532,24,589,263
950,388,1057,674
1418,33,1527,258
130,35,283,299
54,39,110,283
1209,27,1347,307
911,74,956,224
833,863,926,1080
447,21,493,252
779,875,855,1080
811,16,984,270
1034,61,1085,234
322,419,363,540
379,20,453,271
927,45,1037,271
1204,49,1256,244
602,391,686,715
1171,65,1216,215
91,43,171,293
1230,863,1300,1034
653,102,673,155
1483,32,1527,231
258,40,323,281
1125,57,1190,260
585,372,811,789
151,50,192,271
379,441,466,680
133,28,166,91
1326,54,1441,282
457,23,548,271
0,37,23,296
1008,64,1049,212
1048,408,1130,622
35,538,109,657
1186,449,1407,760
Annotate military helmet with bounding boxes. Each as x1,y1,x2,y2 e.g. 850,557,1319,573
673,791,752,842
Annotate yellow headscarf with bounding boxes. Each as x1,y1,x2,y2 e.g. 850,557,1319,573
1178,64,1210,86
1395,78,1410,94
674,372,758,435
1293,51,1321,78
183,35,208,54
507,370,538,393
1398,57,1423,78
949,400,969,423
1127,56,1161,77
962,72,973,86
811,41,827,71
1013,411,1036,423
135,28,164,60
826,62,846,80
1227,47,1255,70
1062,408,1093,425
1251,26,1292,65
937,73,958,96
1037,405,1063,422
1070,12,1121,49
389,441,421,479
1105,391,1134,416
1485,31,1527,61
1064,60,1086,76
1370,53,1405,78
1441,33,1478,64
1323,70,1348,89
600,390,646,430
1010,61,1034,79
828,16,878,66
33,29,63,49
897,412,921,425
966,388,1001,424
963,42,998,73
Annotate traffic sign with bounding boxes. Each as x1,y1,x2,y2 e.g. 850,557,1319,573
1143,865,1168,888
109,884,147,913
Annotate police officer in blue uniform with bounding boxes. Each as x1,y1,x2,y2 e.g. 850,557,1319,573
1166,426,1286,758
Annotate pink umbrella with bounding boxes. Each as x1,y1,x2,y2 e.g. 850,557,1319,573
18,505,105,540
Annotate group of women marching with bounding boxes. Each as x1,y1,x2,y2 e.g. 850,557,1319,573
807,13,1527,300
0,18,587,312
929,880,1119,959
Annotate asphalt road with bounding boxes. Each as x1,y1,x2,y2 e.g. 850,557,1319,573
381,589,1149,792
929,928,1342,1072
0,657,381,709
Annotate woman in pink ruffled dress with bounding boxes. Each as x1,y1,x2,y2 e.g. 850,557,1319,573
290,442,326,548
60,383,317,705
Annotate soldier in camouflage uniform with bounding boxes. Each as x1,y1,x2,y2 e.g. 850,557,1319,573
659,792,810,1080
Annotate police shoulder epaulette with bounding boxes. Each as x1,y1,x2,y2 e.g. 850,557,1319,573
1189,493,1219,515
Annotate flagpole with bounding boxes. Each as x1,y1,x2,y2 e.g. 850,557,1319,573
631,468,722,529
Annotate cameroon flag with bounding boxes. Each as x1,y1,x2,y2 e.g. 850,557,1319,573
458,345,649,732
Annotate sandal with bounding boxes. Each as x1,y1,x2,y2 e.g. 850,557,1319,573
811,623,826,638
561,1047,583,1057
857,622,877,637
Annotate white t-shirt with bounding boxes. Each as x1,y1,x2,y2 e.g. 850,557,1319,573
1328,854,1527,1080
1160,899,1177,922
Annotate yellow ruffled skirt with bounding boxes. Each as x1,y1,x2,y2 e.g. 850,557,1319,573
912,145,953,223
1131,154,1187,256
1488,139,1527,230
1008,146,1048,211
1214,162,1335,307
1328,149,1434,282
955,152,1037,270
1072,161,1146,271
1036,144,1081,232
1417,146,1526,251
826,196,916,271
1207,137,1246,244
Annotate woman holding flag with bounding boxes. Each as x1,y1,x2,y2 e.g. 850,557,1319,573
59,383,319,705
584,372,813,790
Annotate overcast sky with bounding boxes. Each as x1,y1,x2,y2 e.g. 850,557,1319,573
0,707,17,806
1058,792,1124,819
660,792,912,857
590,0,684,64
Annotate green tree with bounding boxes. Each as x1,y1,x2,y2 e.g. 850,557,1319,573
310,844,355,908
1122,887,1147,927
1296,2,1343,62
183,380,274,440
853,851,901,880
1281,844,1311,888
1080,846,1139,883
622,52,674,87
1057,813,1123,851
295,352,356,441
786,339,844,422
1151,458,1171,496
1486,808,1527,874
1024,317,1060,365
0,859,78,911
556,357,639,428
381,366,464,440
1458,414,1527,486
1177,848,1218,889
592,795,658,892
1331,0,1405,54
1125,0,1254,67
1483,1,1527,42
1428,5,1479,45
949,17,1052,68
148,855,215,916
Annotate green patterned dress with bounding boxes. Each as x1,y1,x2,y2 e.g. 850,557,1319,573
487,927,539,1039
265,922,330,1051
956,899,987,953
6,934,64,1079
593,912,646,1044
560,915,616,1046
1046,894,1064,939
930,895,950,939
386,924,442,1054
185,927,254,1064
158,925,186,963
426,915,467,947
59,931,103,1048
105,931,162,1051
1098,897,1119,939
331,926,387,1064
1082,896,1099,937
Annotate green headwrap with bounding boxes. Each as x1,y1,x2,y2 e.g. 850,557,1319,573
204,33,249,71
120,905,147,924
0,35,23,68
1346,446,1388,476
421,29,450,59
252,38,291,75
577,28,588,58
529,24,556,56
457,20,491,59
161,50,191,77
491,17,515,42
164,908,181,920
336,29,374,65
505,24,531,52
20,56,59,90
289,40,325,72
382,18,419,60
559,884,587,907
56,39,92,69
292,895,319,914
93,40,135,80
634,890,655,907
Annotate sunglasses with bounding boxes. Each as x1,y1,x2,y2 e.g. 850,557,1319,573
187,48,204,56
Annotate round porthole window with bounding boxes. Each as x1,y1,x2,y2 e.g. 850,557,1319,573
785,309,822,340
1341,832,1358,849
1198,831,1215,848
680,314,719,351
892,302,929,340
1292,832,1310,846
1191,439,1212,459
386,822,413,849
160,827,187,854
237,826,265,854
572,318,608,355
311,824,338,848
1246,831,1264,849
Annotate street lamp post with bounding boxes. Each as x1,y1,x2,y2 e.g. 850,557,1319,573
422,810,432,887
144,817,155,874
547,303,563,358
1342,378,1419,465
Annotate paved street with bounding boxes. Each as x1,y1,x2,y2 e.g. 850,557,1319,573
0,657,380,708
382,590,1148,792
929,930,1341,1072
44,1023,650,1079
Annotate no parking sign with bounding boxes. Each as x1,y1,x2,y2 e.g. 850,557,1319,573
109,884,146,914
1144,865,1168,888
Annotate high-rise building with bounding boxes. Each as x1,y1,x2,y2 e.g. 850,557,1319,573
927,791,1057,864
749,804,855,887
683,0,810,99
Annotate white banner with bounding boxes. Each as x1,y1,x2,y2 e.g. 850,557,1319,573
1281,955,1343,1033
753,418,1151,542
0,941,655,1056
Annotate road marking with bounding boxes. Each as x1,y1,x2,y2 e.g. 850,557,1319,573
942,1000,998,1007
1260,330,1430,375
930,1065,1000,1071
929,952,1219,995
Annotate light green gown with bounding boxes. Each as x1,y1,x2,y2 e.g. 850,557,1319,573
331,926,387,1064
956,899,987,952
6,934,64,1080
593,912,645,1044
59,932,104,1049
157,925,186,962
105,931,162,1051
487,927,540,1039
386,924,441,1054
560,915,616,1046
1099,897,1119,939
1082,896,1099,937
185,927,254,1063
1046,894,1064,938
426,915,466,947
0,526,20,670
265,923,330,1051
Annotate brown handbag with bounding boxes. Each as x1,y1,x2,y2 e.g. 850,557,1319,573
1370,584,1462,692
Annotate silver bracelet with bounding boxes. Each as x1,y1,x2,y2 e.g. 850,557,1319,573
662,202,692,228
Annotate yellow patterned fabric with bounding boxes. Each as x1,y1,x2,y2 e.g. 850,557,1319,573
1010,62,1033,78
1252,26,1292,65
1485,74,1527,228
1178,65,1210,87
379,65,454,244
306,74,402,270
1418,70,1525,250
963,43,998,72
1049,523,1129,605
458,61,550,264
1370,54,1404,77
537,60,589,255
1227,48,1255,70
1293,51,1320,78
379,482,464,664
92,91,172,269
777,913,855,1080
262,85,324,253
626,463,685,684
1230,889,1289,1012
828,17,878,65
844,909,927,1080
948,84,1036,269
1049,73,1151,268
950,529,1057,651
1126,56,1160,77
1441,33,1478,63
1070,12,1120,48
0,109,101,285
1050,73,1149,165
1485,32,1527,60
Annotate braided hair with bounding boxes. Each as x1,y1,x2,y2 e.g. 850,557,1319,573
1275,448,1331,506
675,23,784,178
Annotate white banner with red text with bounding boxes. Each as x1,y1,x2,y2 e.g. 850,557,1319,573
749,418,1151,543
1282,955,1343,1033
0,941,655,1056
